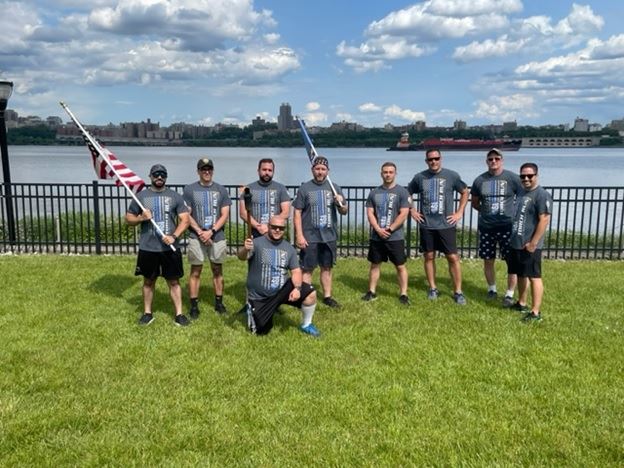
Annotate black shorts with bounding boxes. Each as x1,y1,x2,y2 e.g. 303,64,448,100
135,249,184,280
367,240,406,266
419,227,457,255
478,226,512,260
507,248,542,278
299,241,336,270
249,279,315,335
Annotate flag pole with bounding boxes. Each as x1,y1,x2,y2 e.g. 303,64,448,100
60,101,175,251
296,117,344,207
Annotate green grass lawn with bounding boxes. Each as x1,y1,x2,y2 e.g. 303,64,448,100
1,255,622,466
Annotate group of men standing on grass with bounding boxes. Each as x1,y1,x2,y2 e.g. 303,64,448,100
125,148,552,336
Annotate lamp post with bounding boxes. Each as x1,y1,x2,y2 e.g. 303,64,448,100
0,80,16,245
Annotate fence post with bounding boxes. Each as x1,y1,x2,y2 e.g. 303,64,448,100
92,180,102,255
406,215,412,258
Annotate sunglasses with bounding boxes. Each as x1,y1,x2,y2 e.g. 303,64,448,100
269,225,286,231
151,172,167,179
487,157,502,162
426,157,441,162
200,167,213,172
520,174,536,180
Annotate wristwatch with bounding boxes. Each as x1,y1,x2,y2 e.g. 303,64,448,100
211,228,217,236
294,285,302,291
171,233,178,240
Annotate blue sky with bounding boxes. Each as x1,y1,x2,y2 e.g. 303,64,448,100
2,0,624,127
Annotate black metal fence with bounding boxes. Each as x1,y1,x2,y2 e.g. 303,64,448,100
1,182,623,259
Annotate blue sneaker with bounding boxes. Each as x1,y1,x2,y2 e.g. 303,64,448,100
427,288,439,300
299,323,321,337
454,292,467,306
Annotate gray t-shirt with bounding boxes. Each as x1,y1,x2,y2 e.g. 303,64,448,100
183,181,231,242
510,186,553,249
245,179,291,226
366,184,410,241
247,236,299,300
471,170,523,229
407,168,467,230
293,179,344,243
127,187,189,252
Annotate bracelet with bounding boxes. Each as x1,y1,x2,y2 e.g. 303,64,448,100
294,285,302,291
211,228,217,235
171,233,178,240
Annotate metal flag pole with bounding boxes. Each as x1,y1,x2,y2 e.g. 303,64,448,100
296,117,344,208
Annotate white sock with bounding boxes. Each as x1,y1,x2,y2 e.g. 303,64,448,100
488,284,497,293
301,303,315,327
505,289,514,298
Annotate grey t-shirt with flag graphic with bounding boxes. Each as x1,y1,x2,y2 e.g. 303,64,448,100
246,180,291,226
293,179,344,243
407,168,467,230
127,187,189,252
366,184,410,241
510,186,553,249
246,236,299,300
183,181,231,242
470,170,523,229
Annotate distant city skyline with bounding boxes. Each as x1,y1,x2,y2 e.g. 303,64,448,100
2,1,624,127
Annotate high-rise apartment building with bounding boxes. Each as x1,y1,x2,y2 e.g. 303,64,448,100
278,102,294,131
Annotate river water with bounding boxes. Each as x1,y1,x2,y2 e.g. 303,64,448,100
5,145,624,187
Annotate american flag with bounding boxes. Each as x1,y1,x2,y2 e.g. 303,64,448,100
297,118,318,163
84,136,145,193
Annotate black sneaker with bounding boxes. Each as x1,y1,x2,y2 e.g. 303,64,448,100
502,295,515,308
399,294,410,305
361,291,377,301
486,290,498,300
174,314,190,327
322,297,341,308
511,301,529,313
215,302,227,314
138,313,154,325
189,305,200,320
521,311,542,322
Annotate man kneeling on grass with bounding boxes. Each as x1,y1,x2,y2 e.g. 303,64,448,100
237,216,320,337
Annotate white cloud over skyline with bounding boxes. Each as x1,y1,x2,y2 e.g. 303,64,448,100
1,0,623,126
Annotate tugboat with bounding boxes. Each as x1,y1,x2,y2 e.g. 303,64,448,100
387,133,522,151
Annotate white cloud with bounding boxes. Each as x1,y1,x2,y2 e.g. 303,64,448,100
453,4,604,62
335,112,352,121
337,0,515,72
359,102,382,112
1,0,299,106
303,112,327,125
474,94,536,121
306,102,321,111
384,105,426,122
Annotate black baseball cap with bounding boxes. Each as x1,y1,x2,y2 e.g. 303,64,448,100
149,164,167,176
197,158,214,169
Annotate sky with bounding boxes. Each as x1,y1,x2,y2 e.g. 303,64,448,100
2,0,624,128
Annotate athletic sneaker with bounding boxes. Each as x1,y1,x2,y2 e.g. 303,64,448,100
427,288,439,300
322,297,341,308
502,295,515,308
361,291,377,301
454,292,467,305
174,314,190,327
399,294,410,305
189,305,200,320
299,323,321,337
486,290,498,300
521,312,542,322
215,302,227,314
511,301,529,313
138,313,154,325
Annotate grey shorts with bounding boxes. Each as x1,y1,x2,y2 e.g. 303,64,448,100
188,237,227,265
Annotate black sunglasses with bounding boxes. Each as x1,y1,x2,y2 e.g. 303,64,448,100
269,225,286,231
426,157,441,162
487,157,502,162
151,172,167,179
520,174,536,180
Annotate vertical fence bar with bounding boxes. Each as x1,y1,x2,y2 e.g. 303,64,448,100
93,180,102,255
